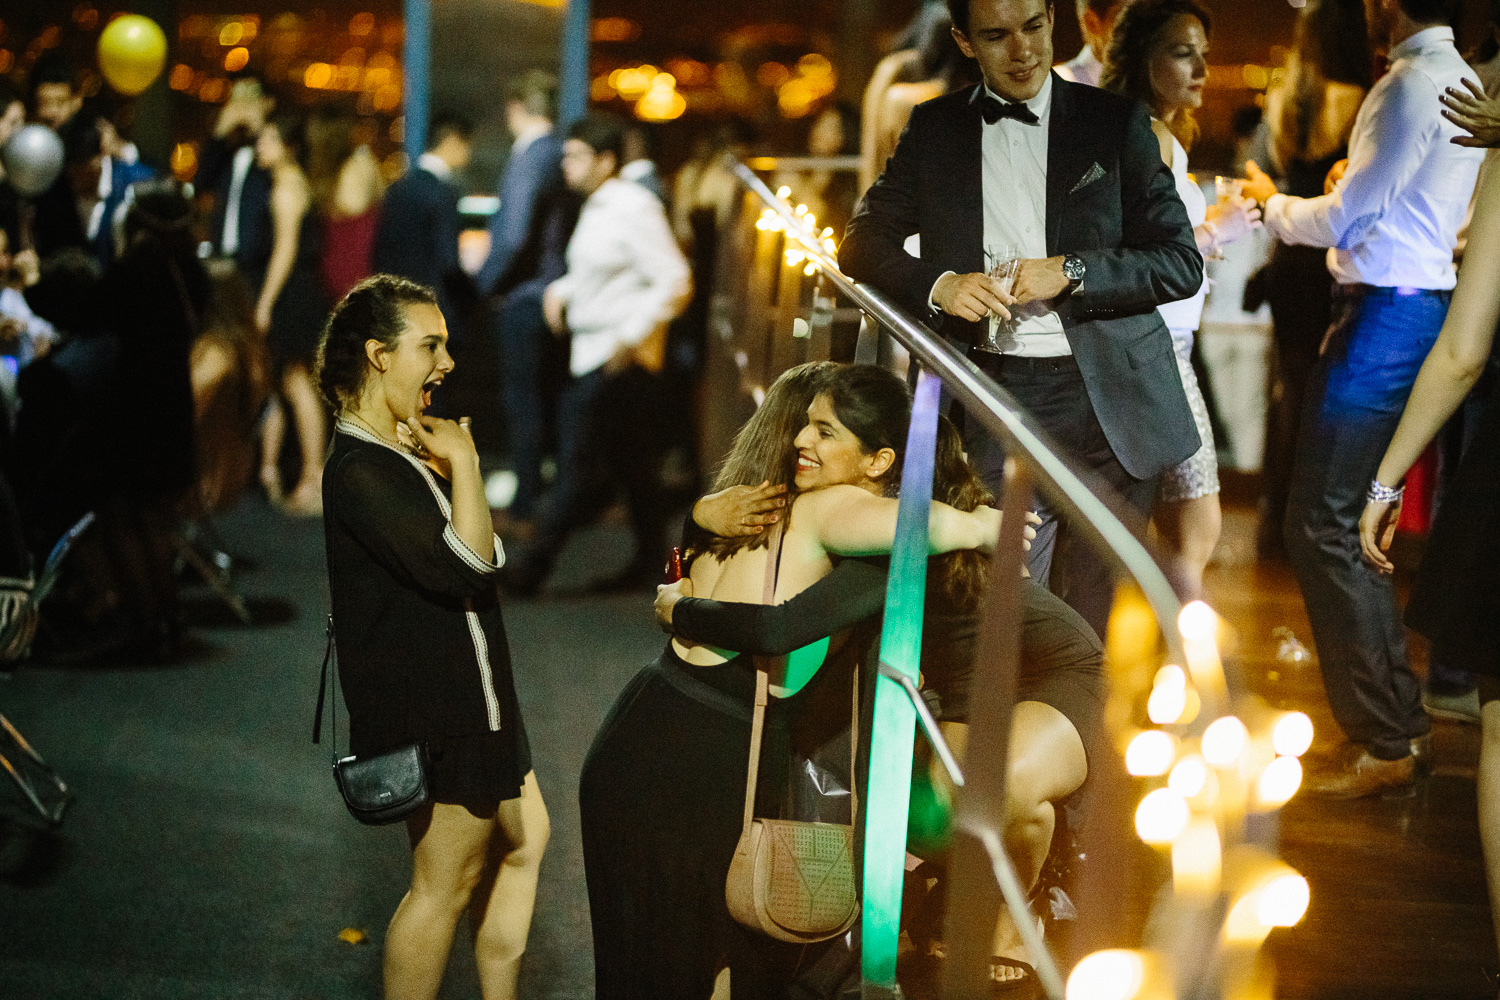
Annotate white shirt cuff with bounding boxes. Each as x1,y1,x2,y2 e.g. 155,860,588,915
928,271,956,313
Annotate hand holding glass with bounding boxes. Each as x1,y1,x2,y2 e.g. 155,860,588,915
985,244,1021,352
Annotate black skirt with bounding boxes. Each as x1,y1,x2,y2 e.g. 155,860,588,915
425,725,533,817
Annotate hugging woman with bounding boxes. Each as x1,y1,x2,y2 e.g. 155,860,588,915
318,275,548,1000
579,363,1002,999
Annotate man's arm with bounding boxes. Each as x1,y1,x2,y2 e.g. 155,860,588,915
1066,103,1203,314
840,108,950,317
1262,74,1434,250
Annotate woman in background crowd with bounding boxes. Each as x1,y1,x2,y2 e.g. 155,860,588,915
308,105,385,301
1102,0,1262,596
253,111,332,517
190,258,269,515
1249,0,1371,556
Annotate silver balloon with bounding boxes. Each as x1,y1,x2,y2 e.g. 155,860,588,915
1,125,65,198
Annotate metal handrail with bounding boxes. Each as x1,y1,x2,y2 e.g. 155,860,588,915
732,162,1189,668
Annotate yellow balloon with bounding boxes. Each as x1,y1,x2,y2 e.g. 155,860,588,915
98,15,168,96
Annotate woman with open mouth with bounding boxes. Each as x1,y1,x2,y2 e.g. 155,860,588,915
318,275,547,1000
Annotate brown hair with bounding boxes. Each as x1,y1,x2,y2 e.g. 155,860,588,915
1100,0,1212,151
928,415,994,611
315,274,439,408
704,361,839,557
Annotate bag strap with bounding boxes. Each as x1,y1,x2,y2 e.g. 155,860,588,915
739,523,785,835
312,615,338,763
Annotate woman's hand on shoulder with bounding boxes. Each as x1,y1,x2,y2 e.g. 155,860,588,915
655,578,692,632
1444,78,1500,148
405,415,479,468
693,481,787,537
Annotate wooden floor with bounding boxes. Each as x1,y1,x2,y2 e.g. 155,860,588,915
1205,506,1495,1000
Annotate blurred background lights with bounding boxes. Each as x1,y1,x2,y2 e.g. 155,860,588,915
1147,665,1188,724
1126,730,1177,777
1066,949,1146,1000
1169,754,1209,798
1136,788,1190,844
1255,755,1303,807
1172,817,1223,892
1272,711,1314,757
1257,873,1311,927
1178,600,1217,642
1202,716,1249,766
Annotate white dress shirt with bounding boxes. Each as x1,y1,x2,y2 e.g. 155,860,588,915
220,145,255,256
1056,48,1103,89
551,177,692,377
1262,27,1483,290
982,75,1070,356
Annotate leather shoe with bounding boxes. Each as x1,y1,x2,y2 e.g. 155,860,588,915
1303,747,1415,799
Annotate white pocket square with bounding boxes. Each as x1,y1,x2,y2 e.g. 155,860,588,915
1069,163,1107,195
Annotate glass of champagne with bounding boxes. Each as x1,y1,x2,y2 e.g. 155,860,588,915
985,244,1021,352
1210,176,1245,260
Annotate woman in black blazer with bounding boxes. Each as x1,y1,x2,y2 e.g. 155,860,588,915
318,275,547,1000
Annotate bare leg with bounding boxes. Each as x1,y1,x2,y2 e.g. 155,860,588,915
260,395,286,503
281,364,327,515
468,773,550,1000
385,803,497,1000
1478,701,1500,965
935,704,1088,964
1153,493,1222,599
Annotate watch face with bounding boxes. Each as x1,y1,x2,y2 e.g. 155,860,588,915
1064,256,1085,281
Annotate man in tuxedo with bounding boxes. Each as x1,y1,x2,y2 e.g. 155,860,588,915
840,0,1202,637
372,112,473,311
200,77,273,286
476,70,577,529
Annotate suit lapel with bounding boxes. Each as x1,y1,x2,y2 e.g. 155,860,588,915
952,86,985,275
1045,73,1089,255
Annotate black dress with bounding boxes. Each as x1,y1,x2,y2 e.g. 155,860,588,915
323,419,531,811
578,560,884,1000
1404,391,1500,675
250,204,331,370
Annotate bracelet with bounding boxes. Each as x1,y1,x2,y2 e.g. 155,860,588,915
1366,479,1405,505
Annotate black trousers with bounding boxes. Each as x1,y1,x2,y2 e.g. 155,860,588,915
962,354,1158,642
523,364,666,579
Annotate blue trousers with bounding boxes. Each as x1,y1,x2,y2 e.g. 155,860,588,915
1284,286,1447,759
493,289,556,521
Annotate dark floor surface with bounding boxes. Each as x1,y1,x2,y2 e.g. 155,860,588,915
0,499,1495,999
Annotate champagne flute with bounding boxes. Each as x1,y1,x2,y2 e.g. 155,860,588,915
985,244,1021,352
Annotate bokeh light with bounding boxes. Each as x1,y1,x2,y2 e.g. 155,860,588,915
1255,755,1303,807
1135,788,1190,844
1126,730,1177,777
1066,949,1146,1000
1202,716,1248,767
1272,711,1314,757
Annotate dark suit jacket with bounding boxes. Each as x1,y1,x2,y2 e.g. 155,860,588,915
372,165,464,295
476,132,570,299
200,137,271,283
841,75,1203,480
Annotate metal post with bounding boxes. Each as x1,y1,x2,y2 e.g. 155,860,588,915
559,0,592,127
403,0,431,160
861,368,942,995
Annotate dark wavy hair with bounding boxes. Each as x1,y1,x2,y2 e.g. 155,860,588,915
315,274,438,408
929,415,994,610
1101,0,1213,151
705,361,839,557
822,364,913,497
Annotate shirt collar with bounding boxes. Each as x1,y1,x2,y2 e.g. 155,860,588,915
981,72,1053,125
1389,25,1454,63
418,152,451,180
511,121,552,157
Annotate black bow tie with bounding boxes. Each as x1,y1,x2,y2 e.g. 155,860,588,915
980,95,1040,126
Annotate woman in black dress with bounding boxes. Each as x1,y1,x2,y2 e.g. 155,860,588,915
318,276,547,1000
669,415,1103,996
255,112,333,516
579,363,1003,999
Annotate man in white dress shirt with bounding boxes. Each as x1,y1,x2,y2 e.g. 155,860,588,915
1054,0,1128,88
504,114,691,596
1242,0,1484,798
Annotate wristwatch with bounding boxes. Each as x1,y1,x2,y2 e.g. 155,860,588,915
1062,253,1086,291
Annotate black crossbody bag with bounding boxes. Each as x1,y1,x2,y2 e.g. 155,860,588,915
313,616,430,825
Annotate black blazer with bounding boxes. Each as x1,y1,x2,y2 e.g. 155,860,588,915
841,75,1203,480
200,138,271,282
373,165,462,291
